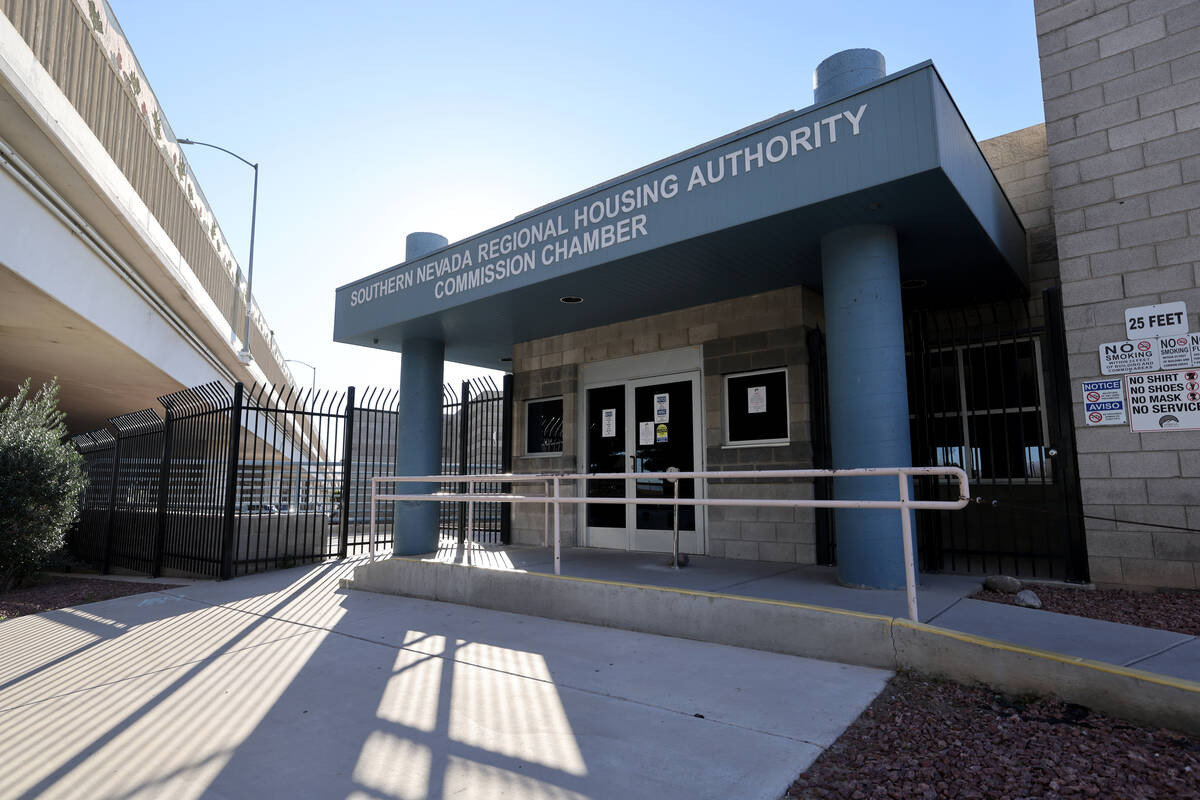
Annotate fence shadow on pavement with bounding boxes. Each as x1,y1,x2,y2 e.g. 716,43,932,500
0,559,877,799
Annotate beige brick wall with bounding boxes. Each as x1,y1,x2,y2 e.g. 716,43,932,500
1036,0,1200,589
979,123,1062,299
509,363,580,547
509,285,824,562
700,318,818,562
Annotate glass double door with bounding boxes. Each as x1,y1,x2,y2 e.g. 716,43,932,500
584,373,703,553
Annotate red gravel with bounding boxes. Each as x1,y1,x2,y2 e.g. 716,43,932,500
973,586,1200,636
0,575,181,620
786,671,1200,799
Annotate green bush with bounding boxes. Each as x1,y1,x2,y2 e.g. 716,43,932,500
0,379,87,592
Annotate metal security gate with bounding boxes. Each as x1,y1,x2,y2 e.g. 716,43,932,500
441,378,510,545
905,288,1087,580
811,287,1088,581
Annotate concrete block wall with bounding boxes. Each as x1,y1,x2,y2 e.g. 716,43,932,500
508,362,580,547
702,324,817,562
979,123,1063,298
509,284,825,562
1036,0,1200,589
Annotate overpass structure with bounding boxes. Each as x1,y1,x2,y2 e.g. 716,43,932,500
0,0,298,433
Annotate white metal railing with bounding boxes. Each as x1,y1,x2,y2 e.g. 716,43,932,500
368,467,970,622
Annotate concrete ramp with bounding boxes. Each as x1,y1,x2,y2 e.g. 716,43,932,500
345,554,1200,736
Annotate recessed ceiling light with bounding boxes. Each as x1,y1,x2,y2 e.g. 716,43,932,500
560,295,583,304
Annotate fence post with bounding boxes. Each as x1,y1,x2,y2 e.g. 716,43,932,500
101,431,122,575
219,382,245,581
339,386,355,557
1043,286,1090,583
552,477,561,575
457,379,471,544
152,409,174,577
806,327,835,565
500,373,514,544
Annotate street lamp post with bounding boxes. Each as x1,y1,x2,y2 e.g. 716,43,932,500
284,359,317,396
177,138,258,364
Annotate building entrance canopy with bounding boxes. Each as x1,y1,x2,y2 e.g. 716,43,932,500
334,62,1027,367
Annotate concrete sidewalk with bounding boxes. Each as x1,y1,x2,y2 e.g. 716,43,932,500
417,543,1199,685
0,559,890,800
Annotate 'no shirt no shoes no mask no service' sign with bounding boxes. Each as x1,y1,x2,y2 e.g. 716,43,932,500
1126,370,1200,432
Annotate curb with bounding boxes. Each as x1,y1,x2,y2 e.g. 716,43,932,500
37,571,204,585
342,557,1200,736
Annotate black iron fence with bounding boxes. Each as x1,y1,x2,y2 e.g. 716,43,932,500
809,287,1088,581
69,376,512,579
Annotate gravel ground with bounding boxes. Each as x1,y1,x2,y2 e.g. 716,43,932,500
973,585,1200,636
786,671,1200,799
0,575,181,620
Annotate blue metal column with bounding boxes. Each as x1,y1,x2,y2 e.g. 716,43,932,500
821,225,913,588
813,49,912,587
393,232,447,555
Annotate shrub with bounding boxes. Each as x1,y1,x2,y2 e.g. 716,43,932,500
0,379,87,592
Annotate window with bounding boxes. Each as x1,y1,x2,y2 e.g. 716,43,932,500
725,369,789,445
526,397,563,455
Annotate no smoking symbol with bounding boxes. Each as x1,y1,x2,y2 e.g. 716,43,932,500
1086,391,1101,402
1088,411,1103,423
1137,340,1152,351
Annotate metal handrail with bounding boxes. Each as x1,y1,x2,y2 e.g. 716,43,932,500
368,467,970,622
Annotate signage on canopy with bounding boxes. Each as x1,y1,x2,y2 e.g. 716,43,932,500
332,72,901,344
341,105,867,314
332,64,1029,361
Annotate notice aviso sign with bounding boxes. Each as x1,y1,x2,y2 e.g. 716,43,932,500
1082,379,1126,426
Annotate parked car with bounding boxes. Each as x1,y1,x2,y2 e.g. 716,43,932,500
237,503,279,515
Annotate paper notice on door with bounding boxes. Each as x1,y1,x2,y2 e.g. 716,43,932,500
639,421,654,445
602,408,616,437
655,423,668,443
748,386,767,414
654,392,669,423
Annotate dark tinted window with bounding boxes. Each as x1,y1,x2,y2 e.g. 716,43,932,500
727,370,788,443
526,398,563,454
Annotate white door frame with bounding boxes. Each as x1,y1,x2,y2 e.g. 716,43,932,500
577,348,707,553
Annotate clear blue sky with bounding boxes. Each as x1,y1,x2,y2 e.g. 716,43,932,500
106,0,1045,392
